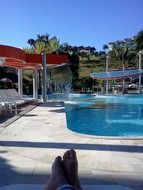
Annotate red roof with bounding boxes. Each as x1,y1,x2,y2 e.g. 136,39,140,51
0,45,69,68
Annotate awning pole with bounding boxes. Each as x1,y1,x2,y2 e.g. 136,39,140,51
138,51,142,94
106,55,109,95
33,65,38,99
42,52,47,102
122,53,125,93
18,68,23,96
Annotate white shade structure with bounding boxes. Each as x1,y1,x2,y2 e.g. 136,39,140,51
90,69,143,80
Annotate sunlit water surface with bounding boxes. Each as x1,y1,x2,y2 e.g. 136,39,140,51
65,94,143,137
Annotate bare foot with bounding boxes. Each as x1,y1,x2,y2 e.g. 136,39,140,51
45,156,67,190
63,149,83,190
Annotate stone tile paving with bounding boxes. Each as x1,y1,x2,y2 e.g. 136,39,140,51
0,101,143,190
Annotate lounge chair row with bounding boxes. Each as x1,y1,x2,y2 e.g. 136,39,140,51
0,89,35,115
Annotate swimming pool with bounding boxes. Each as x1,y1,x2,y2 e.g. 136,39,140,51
64,94,143,137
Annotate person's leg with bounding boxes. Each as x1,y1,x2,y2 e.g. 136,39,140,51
63,150,83,190
45,156,67,190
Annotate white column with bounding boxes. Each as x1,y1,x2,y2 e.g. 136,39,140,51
122,53,125,93
106,55,109,95
138,51,142,94
33,65,38,98
42,52,47,102
18,68,23,95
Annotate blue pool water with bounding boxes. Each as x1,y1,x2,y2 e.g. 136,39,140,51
64,94,143,137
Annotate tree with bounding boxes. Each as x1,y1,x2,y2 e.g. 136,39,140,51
23,47,35,53
33,41,48,54
27,34,60,54
27,35,48,54
69,53,79,91
103,44,109,53
135,30,143,51
109,42,137,70
48,36,60,53
102,44,109,69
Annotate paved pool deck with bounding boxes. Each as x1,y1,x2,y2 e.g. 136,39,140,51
0,101,143,190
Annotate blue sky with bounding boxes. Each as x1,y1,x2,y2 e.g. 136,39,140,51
0,0,143,51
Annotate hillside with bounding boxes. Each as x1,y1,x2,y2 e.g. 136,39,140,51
79,58,105,79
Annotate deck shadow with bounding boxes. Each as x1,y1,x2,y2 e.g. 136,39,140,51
0,140,143,153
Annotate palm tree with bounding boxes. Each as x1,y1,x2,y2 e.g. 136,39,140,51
33,41,48,54
27,39,35,47
27,34,60,54
103,44,109,53
47,36,60,53
109,42,138,92
109,42,129,70
23,47,35,53
102,44,109,71
37,34,49,43
110,42,137,70
27,34,49,54
135,30,143,51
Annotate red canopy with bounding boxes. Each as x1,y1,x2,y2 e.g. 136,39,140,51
0,45,69,68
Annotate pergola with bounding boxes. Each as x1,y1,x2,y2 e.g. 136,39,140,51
90,50,142,94
0,45,69,100
90,69,143,80
90,69,143,94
